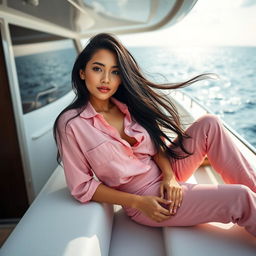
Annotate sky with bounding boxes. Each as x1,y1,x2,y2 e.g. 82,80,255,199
119,0,256,47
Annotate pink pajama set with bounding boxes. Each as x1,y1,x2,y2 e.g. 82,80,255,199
57,97,256,237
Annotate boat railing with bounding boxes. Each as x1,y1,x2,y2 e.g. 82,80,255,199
22,84,58,113
34,84,58,107
171,89,256,155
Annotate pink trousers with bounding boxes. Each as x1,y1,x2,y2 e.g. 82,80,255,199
131,114,256,237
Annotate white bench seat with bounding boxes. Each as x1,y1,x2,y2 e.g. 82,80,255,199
1,166,256,256
109,207,165,256
163,224,256,256
0,166,113,256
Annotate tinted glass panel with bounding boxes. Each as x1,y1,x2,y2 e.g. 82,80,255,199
10,24,77,114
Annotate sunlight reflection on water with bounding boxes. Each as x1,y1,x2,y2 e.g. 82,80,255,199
130,46,256,148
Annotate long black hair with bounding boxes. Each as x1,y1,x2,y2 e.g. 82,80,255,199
53,33,215,164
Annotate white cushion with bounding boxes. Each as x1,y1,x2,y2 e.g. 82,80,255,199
1,166,113,256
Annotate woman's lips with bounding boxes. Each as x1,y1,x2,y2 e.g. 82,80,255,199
97,87,111,93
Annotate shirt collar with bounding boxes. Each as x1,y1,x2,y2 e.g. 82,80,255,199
80,97,131,121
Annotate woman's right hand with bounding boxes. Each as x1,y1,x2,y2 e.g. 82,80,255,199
134,195,172,222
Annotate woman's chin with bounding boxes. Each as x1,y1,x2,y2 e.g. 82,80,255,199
90,92,113,101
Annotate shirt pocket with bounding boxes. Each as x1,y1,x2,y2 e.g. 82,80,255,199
86,141,115,168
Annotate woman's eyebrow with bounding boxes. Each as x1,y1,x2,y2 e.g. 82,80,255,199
92,61,119,68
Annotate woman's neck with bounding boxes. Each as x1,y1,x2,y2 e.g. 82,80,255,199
90,97,115,113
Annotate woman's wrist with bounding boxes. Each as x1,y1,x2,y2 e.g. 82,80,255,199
162,169,175,180
131,194,142,209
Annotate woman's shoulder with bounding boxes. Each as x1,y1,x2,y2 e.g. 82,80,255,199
57,108,82,129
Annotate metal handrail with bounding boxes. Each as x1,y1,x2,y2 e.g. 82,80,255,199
34,84,58,107
172,89,256,155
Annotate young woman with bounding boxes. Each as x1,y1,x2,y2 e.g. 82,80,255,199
53,33,256,237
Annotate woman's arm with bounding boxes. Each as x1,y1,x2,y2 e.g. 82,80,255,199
92,183,172,222
153,149,175,179
153,149,183,215
91,183,140,208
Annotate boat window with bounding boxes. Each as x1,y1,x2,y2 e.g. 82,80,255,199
9,24,77,114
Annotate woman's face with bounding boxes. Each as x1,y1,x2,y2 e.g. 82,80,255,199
79,49,121,103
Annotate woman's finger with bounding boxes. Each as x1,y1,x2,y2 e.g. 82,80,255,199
170,189,176,214
156,197,172,216
169,187,176,214
172,189,180,214
166,185,171,201
159,184,164,199
178,189,183,207
154,211,171,222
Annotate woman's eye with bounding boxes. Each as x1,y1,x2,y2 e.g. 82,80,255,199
112,70,120,75
92,67,101,72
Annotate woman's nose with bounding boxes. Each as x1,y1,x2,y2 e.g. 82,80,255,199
101,72,110,83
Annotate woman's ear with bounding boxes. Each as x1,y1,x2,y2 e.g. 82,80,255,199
79,70,85,80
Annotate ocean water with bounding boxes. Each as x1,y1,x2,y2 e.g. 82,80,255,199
15,47,77,114
129,46,256,149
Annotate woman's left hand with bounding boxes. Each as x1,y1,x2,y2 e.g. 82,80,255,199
159,176,183,215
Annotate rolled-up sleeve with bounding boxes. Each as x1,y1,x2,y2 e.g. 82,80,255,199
56,121,102,203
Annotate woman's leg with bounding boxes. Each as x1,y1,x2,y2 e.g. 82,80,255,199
169,114,256,192
131,114,256,236
131,181,256,237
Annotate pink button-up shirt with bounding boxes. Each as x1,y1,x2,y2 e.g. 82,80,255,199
57,97,162,205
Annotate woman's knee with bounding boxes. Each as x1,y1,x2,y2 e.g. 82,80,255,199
196,114,221,126
192,114,223,135
237,184,251,195
229,184,251,203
